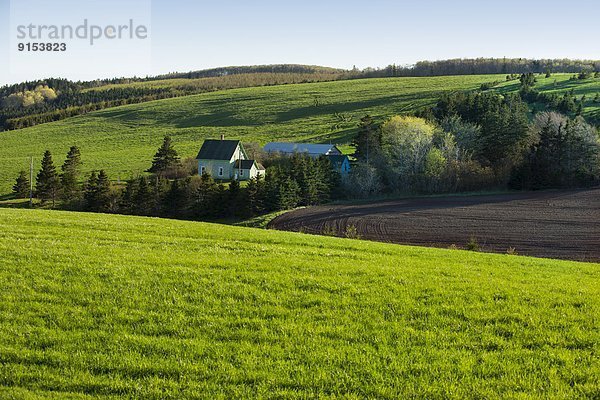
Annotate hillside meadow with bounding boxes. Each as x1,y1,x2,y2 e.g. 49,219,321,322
0,75,503,195
0,208,599,399
2,73,599,196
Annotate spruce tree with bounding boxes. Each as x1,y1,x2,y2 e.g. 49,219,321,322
264,167,283,211
120,178,137,214
196,173,218,218
134,176,153,215
246,176,266,216
13,170,30,199
519,72,537,88
352,115,380,163
278,178,301,210
84,171,98,210
213,184,228,217
147,136,181,175
36,150,60,207
95,170,112,212
316,157,336,203
163,179,187,217
61,146,82,202
227,179,242,217
150,176,167,215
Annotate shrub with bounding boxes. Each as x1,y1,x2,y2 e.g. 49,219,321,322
321,224,338,237
466,236,480,251
344,224,361,240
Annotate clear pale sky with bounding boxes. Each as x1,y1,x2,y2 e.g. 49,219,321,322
1,0,599,85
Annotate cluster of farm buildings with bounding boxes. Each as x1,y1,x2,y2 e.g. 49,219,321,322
196,135,350,181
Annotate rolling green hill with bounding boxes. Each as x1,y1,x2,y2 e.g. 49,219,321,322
1,74,599,196
0,208,598,398
0,75,500,195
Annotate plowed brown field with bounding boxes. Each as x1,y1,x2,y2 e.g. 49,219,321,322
269,189,600,261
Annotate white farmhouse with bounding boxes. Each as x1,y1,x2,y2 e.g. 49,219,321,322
196,136,265,181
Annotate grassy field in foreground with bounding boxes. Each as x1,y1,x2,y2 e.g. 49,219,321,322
0,209,598,399
0,75,501,195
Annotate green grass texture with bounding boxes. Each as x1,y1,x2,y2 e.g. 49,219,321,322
0,208,598,399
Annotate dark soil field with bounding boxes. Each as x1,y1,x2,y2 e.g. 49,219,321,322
269,188,600,262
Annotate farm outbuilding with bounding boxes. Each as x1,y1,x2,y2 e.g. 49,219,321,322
263,142,342,157
263,141,350,175
326,154,351,176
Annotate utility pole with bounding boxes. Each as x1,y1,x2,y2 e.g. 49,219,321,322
29,156,33,208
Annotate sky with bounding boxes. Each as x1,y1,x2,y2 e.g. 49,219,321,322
1,0,599,85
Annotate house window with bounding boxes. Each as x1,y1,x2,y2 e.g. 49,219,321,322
200,166,206,174
240,169,244,176
218,167,224,176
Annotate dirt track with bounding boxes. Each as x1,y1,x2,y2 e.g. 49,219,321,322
269,189,600,262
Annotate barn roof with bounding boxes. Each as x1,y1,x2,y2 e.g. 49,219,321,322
196,140,242,160
263,142,341,155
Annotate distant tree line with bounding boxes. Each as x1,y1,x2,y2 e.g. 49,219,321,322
4,59,599,131
359,58,600,78
150,64,344,81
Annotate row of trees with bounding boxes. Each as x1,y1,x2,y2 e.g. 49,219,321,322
347,89,600,196
511,112,600,189
14,137,343,221
358,58,600,78
13,146,83,207
349,114,497,195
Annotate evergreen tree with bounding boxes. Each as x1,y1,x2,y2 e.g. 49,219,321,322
196,172,219,217
36,150,60,207
278,178,301,210
264,166,284,211
13,170,30,199
213,184,228,217
84,170,113,212
519,72,537,88
134,176,153,215
83,171,99,210
246,175,266,216
150,176,167,215
352,115,380,163
147,136,181,175
227,179,243,217
60,146,82,202
316,156,337,203
162,179,188,217
95,170,112,212
120,178,137,214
